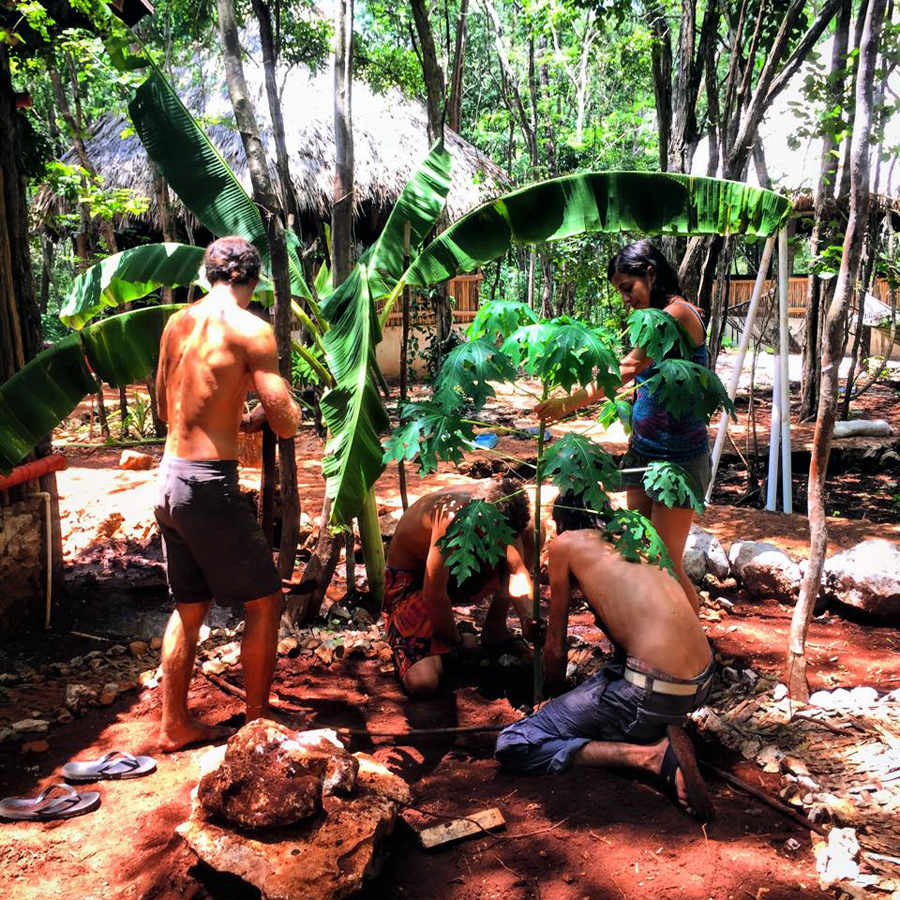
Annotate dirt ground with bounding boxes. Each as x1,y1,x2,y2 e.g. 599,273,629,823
2,370,899,900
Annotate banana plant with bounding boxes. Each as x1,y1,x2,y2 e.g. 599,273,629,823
384,299,736,702
0,305,184,471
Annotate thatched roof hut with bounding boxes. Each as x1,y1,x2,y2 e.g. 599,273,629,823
35,46,506,239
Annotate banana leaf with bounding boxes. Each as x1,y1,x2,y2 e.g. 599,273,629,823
60,243,205,329
405,172,791,288
129,69,311,302
0,335,97,471
82,304,185,388
319,266,390,528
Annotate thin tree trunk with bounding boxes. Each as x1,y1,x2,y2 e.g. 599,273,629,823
787,0,885,701
800,0,852,421
39,236,53,314
447,0,469,133
217,0,300,582
410,0,445,143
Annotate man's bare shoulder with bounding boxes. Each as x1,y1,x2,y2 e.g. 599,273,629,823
550,529,611,558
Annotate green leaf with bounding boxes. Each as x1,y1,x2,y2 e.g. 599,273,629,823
641,359,736,422
314,259,332,298
608,509,674,575
433,338,518,410
642,461,705,514
503,318,620,395
82,304,185,388
60,243,205,329
436,499,516,584
382,401,476,475
466,298,538,341
543,434,620,517
597,398,632,435
405,172,792,289
366,142,452,302
626,308,693,362
319,265,391,528
0,335,97,471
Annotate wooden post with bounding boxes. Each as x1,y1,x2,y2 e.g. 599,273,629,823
777,229,793,513
766,358,781,512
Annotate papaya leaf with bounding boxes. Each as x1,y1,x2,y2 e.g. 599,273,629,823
642,461,705,514
608,509,674,576
598,398,632,435
537,318,621,395
436,499,516,584
641,359,736,422
382,401,476,475
433,338,518,411
626,308,693,362
467,298,538,342
543,434,620,516
500,321,557,371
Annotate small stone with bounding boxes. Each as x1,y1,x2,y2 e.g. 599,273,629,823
277,636,300,657
303,636,320,650
849,686,878,707
0,728,13,743
149,636,163,651
138,669,159,689
0,673,19,685
66,683,99,711
809,690,836,710
99,682,119,705
119,680,138,693
119,448,155,470
314,646,334,666
353,608,375,627
22,740,49,754
108,645,127,657
722,666,739,683
89,658,105,671
69,656,84,669
784,838,801,852
378,647,393,664
199,625,211,644
129,641,149,658
772,683,788,701
201,660,226,676
84,651,104,661
55,708,73,723
12,719,49,734
563,874,575,884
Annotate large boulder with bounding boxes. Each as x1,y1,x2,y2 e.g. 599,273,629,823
179,746,410,900
728,541,801,602
823,540,900,622
683,524,730,584
198,720,359,830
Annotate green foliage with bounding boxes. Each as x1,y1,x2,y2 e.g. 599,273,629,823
43,161,149,231
608,509,674,576
597,398,632,434
641,359,736,421
433,338,519,410
436,499,517,584
292,342,327,388
467,298,538,341
503,317,620,395
642,461,705,514
123,391,153,437
542,434,620,518
382,401,476,475
626,307,693,361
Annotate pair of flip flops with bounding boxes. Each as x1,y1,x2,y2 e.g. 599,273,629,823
0,751,156,823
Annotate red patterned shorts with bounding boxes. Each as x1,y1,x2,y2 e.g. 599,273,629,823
382,567,454,680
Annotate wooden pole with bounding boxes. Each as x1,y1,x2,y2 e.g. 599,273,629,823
778,229,793,513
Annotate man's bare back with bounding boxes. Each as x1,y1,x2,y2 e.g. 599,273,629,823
546,530,710,690
157,290,299,461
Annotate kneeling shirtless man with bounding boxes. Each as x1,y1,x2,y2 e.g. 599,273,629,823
384,479,539,698
495,494,715,817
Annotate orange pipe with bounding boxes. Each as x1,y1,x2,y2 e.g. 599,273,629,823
0,453,67,491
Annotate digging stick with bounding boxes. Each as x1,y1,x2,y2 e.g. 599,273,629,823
532,383,549,704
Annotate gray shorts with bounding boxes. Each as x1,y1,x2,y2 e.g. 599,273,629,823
154,456,281,607
622,446,711,506
495,653,714,775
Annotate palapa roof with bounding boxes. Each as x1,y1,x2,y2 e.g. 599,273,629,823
35,46,507,235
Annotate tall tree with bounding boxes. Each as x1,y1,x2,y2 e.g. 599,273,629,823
410,0,445,143
786,0,887,701
216,0,301,581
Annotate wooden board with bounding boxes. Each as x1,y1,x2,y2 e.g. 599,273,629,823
416,807,506,849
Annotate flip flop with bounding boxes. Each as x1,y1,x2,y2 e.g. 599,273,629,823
659,725,714,819
0,784,100,821
63,750,157,783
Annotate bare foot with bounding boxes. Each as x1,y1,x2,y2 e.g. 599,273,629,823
646,738,691,811
159,718,233,753
245,706,305,730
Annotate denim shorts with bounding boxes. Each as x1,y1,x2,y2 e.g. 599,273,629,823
495,654,714,775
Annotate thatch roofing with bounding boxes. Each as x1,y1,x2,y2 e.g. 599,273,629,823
35,46,507,234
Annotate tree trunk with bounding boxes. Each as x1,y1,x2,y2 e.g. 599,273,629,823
150,165,174,438
800,0,852,421
447,0,469,133
786,0,885,701
39,236,53,314
410,0,445,143
217,0,300,583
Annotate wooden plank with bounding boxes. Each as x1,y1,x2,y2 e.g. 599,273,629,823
416,808,506,849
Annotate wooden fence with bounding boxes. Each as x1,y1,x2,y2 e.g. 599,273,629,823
379,273,482,328
722,276,894,315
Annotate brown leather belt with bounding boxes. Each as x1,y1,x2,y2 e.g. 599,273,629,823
624,667,712,696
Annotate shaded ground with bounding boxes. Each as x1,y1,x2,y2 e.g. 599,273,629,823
2,369,899,899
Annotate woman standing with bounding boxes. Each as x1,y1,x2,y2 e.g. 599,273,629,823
536,240,710,615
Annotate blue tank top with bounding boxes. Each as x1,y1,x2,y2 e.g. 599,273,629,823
631,300,710,462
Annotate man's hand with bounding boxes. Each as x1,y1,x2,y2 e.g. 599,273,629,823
240,404,268,433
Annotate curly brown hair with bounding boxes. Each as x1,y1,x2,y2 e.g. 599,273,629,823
203,236,262,286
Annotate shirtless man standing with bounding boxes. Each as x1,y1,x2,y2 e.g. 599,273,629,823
384,479,539,697
495,493,715,817
154,236,301,751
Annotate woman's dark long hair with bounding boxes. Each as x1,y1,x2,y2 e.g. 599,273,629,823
607,240,684,310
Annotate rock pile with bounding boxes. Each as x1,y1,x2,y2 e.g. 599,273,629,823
179,722,410,900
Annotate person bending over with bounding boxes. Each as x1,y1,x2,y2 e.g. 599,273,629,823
154,236,301,752
384,480,539,698
495,493,715,817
